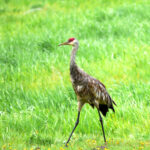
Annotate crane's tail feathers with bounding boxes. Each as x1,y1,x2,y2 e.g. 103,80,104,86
99,99,116,117
110,99,116,113
110,105,115,112
108,95,117,106
112,100,117,106
99,104,108,117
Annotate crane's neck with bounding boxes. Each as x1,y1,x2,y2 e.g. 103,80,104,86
70,43,79,75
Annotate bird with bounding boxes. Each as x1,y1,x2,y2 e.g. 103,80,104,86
58,38,116,147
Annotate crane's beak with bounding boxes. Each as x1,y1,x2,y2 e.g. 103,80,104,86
58,41,69,46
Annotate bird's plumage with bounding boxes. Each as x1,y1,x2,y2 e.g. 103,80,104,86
69,39,116,116
70,63,116,116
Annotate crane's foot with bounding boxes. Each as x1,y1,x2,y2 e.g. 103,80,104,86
92,146,105,150
92,143,107,150
65,143,69,147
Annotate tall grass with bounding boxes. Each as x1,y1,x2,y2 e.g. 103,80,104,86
0,0,150,149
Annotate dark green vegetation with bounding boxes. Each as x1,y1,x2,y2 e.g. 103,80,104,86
0,0,150,149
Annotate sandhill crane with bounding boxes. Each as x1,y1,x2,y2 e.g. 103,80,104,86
59,38,116,147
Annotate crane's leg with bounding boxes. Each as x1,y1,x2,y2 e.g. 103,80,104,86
97,109,106,143
65,111,80,147
65,101,84,147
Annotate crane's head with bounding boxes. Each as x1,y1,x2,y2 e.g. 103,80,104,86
58,38,78,47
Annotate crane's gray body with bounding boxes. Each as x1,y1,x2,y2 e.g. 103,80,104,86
70,40,116,116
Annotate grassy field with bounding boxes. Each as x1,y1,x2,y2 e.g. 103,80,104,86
0,0,150,149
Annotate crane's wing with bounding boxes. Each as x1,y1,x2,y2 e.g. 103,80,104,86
88,77,116,116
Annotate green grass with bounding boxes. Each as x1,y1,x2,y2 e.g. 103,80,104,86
0,0,150,149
